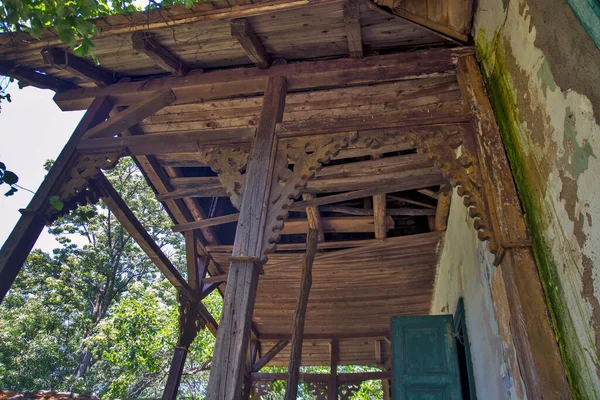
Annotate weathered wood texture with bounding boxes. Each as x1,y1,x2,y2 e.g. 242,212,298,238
456,55,571,399
252,370,391,382
253,340,290,372
343,0,363,58
132,32,191,76
0,97,112,304
41,47,117,86
207,76,287,400
52,47,473,110
285,229,318,400
162,347,188,400
0,0,458,94
231,18,271,68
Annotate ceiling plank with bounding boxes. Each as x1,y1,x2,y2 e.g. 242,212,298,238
343,0,363,58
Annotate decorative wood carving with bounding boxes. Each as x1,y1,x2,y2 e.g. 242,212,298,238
405,126,499,255
177,292,207,349
260,132,359,260
48,153,121,220
199,147,250,210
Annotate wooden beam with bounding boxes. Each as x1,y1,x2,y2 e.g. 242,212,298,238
53,46,474,111
78,127,256,155
456,55,571,398
280,216,393,235
203,274,228,285
0,96,112,304
289,173,448,210
0,59,77,92
231,18,271,69
388,194,436,209
84,91,175,139
285,229,319,400
173,213,240,233
132,32,190,76
258,331,390,341
328,339,339,400
207,76,287,400
206,231,440,254
92,173,196,303
343,0,363,58
41,47,116,86
251,371,392,383
252,340,290,372
313,205,435,216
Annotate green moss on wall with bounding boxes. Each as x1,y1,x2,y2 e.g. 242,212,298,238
475,30,588,399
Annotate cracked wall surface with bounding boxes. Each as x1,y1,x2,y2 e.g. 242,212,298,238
473,0,600,397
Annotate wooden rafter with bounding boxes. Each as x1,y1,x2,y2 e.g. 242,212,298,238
53,46,474,111
0,59,77,92
302,194,325,242
231,18,271,69
343,0,363,58
41,47,117,86
132,32,191,76
172,213,240,233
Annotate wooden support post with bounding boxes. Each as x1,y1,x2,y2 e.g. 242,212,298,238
0,96,113,304
328,339,339,400
285,228,319,400
231,18,271,69
185,230,205,292
456,55,571,398
163,346,188,400
206,75,287,400
41,47,117,86
343,0,363,58
372,155,388,239
302,194,325,241
132,32,191,76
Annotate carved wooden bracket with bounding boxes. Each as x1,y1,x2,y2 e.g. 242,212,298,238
405,125,500,256
177,292,206,349
199,147,250,210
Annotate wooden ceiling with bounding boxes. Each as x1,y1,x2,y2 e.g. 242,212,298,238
0,0,475,369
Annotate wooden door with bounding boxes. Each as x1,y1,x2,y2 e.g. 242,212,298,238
391,315,463,399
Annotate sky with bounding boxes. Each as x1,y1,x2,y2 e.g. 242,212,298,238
0,83,85,252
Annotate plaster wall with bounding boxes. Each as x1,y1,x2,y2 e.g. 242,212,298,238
472,0,600,397
432,190,526,399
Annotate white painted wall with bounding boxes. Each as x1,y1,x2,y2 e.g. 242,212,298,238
432,190,526,399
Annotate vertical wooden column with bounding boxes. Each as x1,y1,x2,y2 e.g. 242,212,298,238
163,347,188,400
207,75,287,400
285,229,319,400
0,96,113,304
456,55,571,398
328,339,339,400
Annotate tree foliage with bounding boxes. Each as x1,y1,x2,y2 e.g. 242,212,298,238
0,158,383,398
0,161,19,196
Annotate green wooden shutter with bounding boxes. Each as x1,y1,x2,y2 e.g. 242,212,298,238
391,315,463,400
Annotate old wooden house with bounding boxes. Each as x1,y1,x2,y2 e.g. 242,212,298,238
0,0,585,398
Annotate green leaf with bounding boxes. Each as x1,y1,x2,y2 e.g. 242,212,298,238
3,170,18,185
49,196,64,211
4,187,17,196
0,162,6,171
58,27,77,48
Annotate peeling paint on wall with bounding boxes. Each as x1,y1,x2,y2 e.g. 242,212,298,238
473,0,600,397
432,190,526,400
